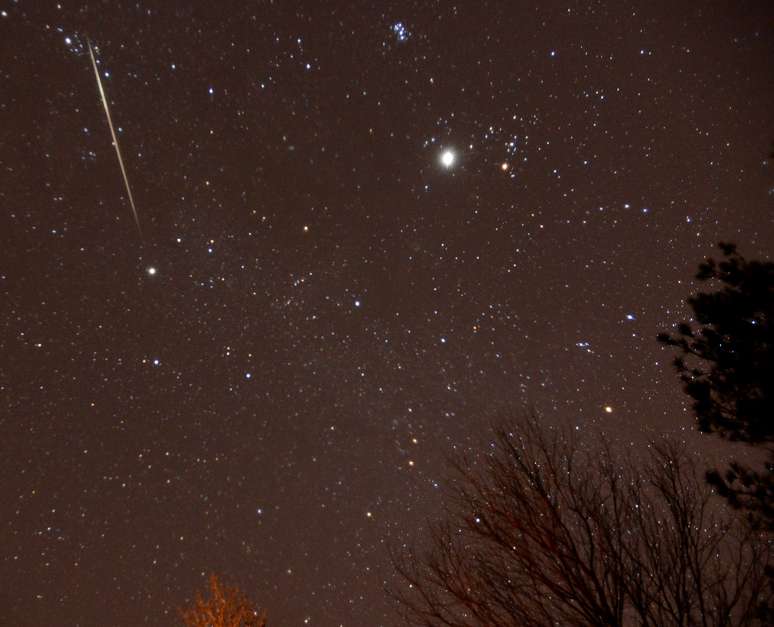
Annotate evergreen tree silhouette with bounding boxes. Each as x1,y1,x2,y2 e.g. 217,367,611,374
658,242,773,530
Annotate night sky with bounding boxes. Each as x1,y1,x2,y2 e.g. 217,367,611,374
2,1,773,625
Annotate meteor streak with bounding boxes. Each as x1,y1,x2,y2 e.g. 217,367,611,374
87,40,142,239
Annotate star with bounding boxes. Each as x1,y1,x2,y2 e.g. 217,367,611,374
146,266,157,276
440,149,456,168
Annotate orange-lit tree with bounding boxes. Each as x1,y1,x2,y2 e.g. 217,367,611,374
180,574,267,627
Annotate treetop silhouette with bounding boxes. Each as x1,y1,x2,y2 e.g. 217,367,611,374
658,242,773,443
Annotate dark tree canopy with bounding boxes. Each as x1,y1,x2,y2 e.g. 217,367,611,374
658,242,773,443
659,243,774,531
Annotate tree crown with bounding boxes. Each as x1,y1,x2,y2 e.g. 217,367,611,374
658,242,774,443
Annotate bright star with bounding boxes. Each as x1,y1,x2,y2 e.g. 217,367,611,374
440,149,455,168
146,266,157,276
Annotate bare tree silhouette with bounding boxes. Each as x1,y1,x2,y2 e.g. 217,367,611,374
391,414,771,626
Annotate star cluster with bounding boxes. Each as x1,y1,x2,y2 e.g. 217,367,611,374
1,2,773,625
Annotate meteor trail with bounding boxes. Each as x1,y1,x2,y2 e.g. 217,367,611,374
87,40,142,239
